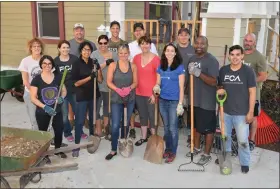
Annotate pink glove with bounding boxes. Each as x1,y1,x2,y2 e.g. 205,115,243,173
122,87,131,97
115,88,126,97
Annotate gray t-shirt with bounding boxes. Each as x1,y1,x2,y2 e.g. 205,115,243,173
90,50,118,92
68,38,97,57
218,64,256,115
177,44,195,86
186,53,220,111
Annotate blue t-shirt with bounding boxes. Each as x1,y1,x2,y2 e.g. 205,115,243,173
157,64,185,101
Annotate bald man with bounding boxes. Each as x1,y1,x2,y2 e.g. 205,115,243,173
185,36,220,166
243,33,267,151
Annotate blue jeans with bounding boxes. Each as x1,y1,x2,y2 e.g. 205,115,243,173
75,100,94,145
62,93,77,137
224,113,250,166
111,100,135,151
159,98,179,155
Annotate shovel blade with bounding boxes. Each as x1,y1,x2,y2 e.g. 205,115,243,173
118,138,134,158
87,135,101,154
218,139,232,175
144,135,164,164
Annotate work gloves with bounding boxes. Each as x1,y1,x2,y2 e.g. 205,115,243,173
43,105,56,116
106,59,114,66
188,62,201,77
176,103,184,116
115,87,132,98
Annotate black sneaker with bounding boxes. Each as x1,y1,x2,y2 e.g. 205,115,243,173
129,128,136,139
61,143,68,147
135,138,148,146
241,166,249,174
249,140,255,151
55,152,67,159
215,158,219,165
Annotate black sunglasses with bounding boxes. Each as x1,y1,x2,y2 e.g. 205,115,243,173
98,42,108,45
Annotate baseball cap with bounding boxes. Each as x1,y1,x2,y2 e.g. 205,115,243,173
73,23,84,29
178,28,190,35
133,22,144,31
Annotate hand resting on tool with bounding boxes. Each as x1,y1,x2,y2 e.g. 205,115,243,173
56,96,64,104
217,89,226,96
43,105,56,116
188,62,201,77
153,84,161,95
122,86,131,97
176,103,184,116
115,88,126,97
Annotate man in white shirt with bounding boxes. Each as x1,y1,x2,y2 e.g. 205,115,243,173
128,22,158,139
128,22,158,61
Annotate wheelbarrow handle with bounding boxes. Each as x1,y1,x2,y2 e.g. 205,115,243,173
216,92,227,107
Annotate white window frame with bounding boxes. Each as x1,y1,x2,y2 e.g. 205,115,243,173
149,1,172,6
36,2,60,39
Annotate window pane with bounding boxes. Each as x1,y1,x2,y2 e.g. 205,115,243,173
38,3,59,38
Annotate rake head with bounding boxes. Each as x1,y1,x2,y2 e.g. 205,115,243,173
178,156,205,172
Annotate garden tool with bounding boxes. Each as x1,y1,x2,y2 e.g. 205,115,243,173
144,97,164,164
47,69,68,132
216,92,232,175
105,90,112,141
178,75,205,172
87,63,101,154
178,5,204,172
118,98,134,158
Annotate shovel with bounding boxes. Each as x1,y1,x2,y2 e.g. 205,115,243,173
87,63,101,154
216,92,232,175
143,97,164,164
118,101,134,158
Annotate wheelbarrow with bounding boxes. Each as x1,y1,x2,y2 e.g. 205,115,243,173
0,70,24,102
0,126,98,189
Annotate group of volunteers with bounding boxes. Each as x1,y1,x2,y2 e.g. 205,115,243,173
18,19,266,173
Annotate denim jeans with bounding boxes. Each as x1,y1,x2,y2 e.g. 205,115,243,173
62,93,76,137
23,90,38,130
159,98,179,154
111,100,135,151
75,100,94,145
224,113,250,166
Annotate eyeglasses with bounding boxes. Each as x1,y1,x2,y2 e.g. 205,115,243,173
82,48,91,52
42,62,52,66
98,42,108,45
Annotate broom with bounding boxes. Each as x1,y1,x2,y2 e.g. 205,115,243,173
255,109,280,145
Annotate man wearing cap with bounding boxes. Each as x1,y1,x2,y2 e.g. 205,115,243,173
127,22,159,139
69,23,97,57
108,21,127,53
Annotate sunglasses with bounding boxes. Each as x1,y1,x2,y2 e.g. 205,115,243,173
98,42,108,45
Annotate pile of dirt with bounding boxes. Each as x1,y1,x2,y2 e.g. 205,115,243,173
1,136,42,157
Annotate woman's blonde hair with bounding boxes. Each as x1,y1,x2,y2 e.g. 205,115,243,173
27,37,45,55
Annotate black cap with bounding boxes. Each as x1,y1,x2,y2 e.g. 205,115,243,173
178,28,190,35
133,22,144,31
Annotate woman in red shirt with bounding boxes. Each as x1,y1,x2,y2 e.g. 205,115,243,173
133,36,160,146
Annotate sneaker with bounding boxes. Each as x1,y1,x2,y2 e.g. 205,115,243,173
165,153,176,164
72,149,80,158
241,166,249,174
197,154,212,166
163,151,171,159
186,148,201,157
66,136,74,142
55,152,67,159
61,143,68,147
135,138,148,146
129,128,136,139
81,133,88,139
215,158,219,165
249,140,255,151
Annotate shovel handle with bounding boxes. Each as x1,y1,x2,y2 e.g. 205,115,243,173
216,92,227,107
93,64,97,125
190,75,194,153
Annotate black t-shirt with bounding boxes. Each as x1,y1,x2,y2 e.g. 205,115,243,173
218,64,256,115
54,54,78,94
72,57,100,102
31,73,62,114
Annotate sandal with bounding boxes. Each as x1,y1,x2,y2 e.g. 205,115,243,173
163,151,171,159
135,138,148,146
105,152,117,160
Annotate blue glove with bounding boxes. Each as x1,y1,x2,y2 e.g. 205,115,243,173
57,97,64,104
188,62,201,77
43,105,56,116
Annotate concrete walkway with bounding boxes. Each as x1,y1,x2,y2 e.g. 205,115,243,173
1,94,279,188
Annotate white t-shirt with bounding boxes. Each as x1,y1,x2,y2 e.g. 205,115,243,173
128,40,158,61
18,55,42,92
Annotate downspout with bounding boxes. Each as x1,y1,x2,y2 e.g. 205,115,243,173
104,2,107,35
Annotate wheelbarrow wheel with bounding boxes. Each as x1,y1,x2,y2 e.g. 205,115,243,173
14,85,24,102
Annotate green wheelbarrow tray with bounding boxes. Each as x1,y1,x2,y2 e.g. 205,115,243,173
0,70,23,90
0,126,53,172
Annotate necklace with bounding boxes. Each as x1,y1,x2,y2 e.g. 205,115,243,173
141,53,151,68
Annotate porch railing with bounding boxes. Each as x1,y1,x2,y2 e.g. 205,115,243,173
124,19,202,49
